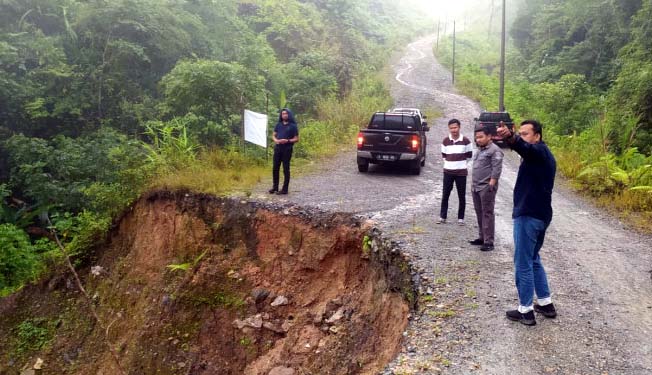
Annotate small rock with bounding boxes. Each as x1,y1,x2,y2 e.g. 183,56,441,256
269,366,295,375
271,296,289,307
252,288,270,303
328,326,341,334
90,266,104,276
325,307,345,324
263,322,287,334
248,314,264,329
33,358,44,370
233,314,264,330
178,362,186,368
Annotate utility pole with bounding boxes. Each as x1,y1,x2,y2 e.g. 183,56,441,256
452,20,456,84
499,0,506,111
436,17,440,51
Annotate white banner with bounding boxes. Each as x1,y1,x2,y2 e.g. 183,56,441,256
244,109,268,148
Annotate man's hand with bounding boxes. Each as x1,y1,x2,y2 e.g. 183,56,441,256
489,178,497,191
496,121,512,139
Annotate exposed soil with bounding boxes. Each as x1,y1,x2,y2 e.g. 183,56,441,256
0,190,415,375
254,35,652,374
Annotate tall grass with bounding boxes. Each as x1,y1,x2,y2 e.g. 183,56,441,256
149,149,268,196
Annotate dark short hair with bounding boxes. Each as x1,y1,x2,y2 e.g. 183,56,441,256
474,127,490,135
448,119,460,126
520,119,543,140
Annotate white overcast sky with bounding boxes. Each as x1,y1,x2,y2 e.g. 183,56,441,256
410,0,478,18
404,0,512,33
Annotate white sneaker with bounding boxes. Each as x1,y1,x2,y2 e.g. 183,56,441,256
458,219,465,226
436,218,446,224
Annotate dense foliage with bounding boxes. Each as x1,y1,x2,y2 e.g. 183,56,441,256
0,0,430,294
435,0,652,229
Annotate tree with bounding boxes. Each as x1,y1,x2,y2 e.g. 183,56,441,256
160,59,264,124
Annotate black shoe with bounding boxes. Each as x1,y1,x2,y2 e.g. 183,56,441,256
506,310,536,326
469,238,483,245
276,190,288,195
268,188,278,194
480,244,494,251
534,303,557,318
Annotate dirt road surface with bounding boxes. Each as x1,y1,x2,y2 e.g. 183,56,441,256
254,35,652,374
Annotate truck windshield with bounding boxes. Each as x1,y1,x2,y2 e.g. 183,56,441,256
369,114,418,131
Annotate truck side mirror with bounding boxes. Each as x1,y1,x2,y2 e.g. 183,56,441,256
473,117,478,121
423,124,429,131
423,115,427,119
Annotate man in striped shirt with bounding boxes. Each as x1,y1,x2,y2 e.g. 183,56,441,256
437,119,473,225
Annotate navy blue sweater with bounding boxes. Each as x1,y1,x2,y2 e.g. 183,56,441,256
511,137,556,223
274,108,299,149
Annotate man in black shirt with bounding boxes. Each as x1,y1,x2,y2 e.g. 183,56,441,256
269,108,299,195
497,120,557,326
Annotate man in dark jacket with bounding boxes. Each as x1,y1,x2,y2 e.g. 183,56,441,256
497,120,557,326
269,108,299,195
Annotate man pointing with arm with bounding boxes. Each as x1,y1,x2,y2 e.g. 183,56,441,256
497,120,557,326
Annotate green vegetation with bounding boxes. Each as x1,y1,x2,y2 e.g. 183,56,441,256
0,0,432,293
362,235,372,255
435,0,652,231
13,317,57,355
166,250,207,273
187,290,247,311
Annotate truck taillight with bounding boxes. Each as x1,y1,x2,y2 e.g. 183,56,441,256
357,132,364,149
411,135,419,151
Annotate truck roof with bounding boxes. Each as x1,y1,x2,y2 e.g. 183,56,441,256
478,111,513,123
368,112,421,131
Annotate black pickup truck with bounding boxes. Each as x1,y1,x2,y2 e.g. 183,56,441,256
473,111,514,147
356,112,429,175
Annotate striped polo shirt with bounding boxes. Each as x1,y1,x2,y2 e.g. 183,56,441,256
441,134,473,176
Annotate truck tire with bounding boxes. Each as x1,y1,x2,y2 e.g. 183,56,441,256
358,160,369,173
410,160,421,175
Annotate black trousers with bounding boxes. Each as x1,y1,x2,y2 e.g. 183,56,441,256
440,173,467,220
272,146,293,191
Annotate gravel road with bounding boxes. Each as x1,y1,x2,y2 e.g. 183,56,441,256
254,35,652,374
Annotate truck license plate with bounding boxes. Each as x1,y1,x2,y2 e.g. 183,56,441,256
379,155,395,161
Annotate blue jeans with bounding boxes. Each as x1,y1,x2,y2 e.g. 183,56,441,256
513,216,551,308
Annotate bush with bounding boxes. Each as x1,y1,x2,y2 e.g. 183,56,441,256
4,128,149,214
0,224,41,295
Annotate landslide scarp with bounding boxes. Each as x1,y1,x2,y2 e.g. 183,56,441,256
0,190,416,375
